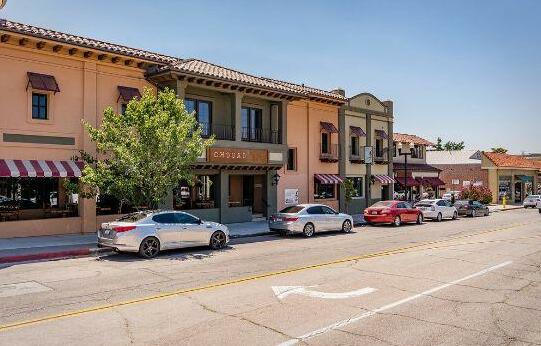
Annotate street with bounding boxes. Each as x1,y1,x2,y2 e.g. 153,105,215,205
0,209,540,345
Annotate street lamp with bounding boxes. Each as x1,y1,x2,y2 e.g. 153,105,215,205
397,142,413,202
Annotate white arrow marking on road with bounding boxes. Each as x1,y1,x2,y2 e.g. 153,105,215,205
272,285,377,300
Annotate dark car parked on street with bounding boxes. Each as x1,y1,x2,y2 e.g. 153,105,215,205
454,200,490,217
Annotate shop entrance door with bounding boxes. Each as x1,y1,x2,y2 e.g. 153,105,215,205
242,176,254,210
514,181,522,204
381,185,389,201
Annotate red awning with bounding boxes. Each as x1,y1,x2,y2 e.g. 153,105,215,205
118,86,142,102
396,177,420,187
320,122,339,133
350,126,366,137
417,177,446,186
372,174,396,184
0,160,84,178
375,130,388,139
314,174,344,184
27,72,60,93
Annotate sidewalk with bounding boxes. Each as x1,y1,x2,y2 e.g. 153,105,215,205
488,204,524,212
0,220,272,265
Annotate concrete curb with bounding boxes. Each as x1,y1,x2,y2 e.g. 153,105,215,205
489,206,523,213
230,231,272,239
0,247,114,265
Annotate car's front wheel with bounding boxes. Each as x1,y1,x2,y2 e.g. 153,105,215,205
138,237,160,259
538,209,541,214
436,213,443,222
342,220,352,233
209,231,227,250
416,214,423,224
393,216,401,227
303,223,315,237
452,211,458,220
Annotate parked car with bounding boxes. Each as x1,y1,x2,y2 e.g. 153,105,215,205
364,200,423,227
442,191,461,201
268,204,353,237
523,195,541,208
537,200,541,213
415,199,458,221
97,210,229,258
454,200,490,217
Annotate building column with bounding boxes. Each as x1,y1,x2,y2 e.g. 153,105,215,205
266,171,278,217
176,80,188,100
80,61,97,234
365,114,372,207
219,170,229,223
338,106,347,213
280,100,288,145
233,92,243,142
387,115,394,200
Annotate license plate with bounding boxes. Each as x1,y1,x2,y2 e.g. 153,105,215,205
371,211,377,215
274,218,283,222
100,229,114,238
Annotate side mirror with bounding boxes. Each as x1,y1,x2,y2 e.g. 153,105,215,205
197,218,202,225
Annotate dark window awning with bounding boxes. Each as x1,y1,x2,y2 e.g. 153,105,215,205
375,130,388,139
372,174,396,184
417,177,445,186
118,86,142,102
395,177,419,187
350,126,366,137
0,160,84,177
320,122,339,133
315,173,344,184
27,72,60,93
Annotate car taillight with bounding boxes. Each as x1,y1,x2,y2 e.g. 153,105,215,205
113,225,136,232
283,217,299,222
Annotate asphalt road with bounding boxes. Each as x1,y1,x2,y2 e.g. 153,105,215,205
0,209,540,345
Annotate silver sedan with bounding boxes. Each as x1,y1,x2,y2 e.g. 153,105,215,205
268,204,354,237
97,210,229,258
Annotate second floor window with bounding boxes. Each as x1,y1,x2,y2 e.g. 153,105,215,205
375,138,384,157
121,103,128,115
350,136,359,156
411,145,423,159
32,93,48,120
241,107,262,140
185,99,212,136
287,148,297,171
321,132,329,153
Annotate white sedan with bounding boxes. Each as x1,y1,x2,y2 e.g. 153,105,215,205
415,199,458,221
523,195,541,208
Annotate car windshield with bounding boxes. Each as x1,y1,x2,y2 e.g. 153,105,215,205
116,212,150,222
279,206,304,214
371,201,394,208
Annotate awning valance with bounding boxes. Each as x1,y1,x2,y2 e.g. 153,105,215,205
27,72,60,93
320,122,339,133
375,130,388,139
372,174,396,184
350,126,366,137
417,177,445,186
118,86,142,102
315,173,344,184
395,177,419,187
0,160,83,178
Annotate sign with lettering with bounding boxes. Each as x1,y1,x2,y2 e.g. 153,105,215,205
207,147,268,164
364,146,373,164
285,189,299,206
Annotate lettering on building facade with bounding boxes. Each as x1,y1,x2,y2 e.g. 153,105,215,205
207,148,268,164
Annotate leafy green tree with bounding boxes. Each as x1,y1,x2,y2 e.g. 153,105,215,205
443,141,465,151
435,137,444,151
491,147,508,154
78,88,213,211
343,178,356,214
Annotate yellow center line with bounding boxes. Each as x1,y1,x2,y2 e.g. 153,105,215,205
0,220,534,332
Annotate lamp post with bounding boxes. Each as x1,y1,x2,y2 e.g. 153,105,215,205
397,142,413,202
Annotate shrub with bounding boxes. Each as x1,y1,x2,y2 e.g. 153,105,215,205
460,185,493,204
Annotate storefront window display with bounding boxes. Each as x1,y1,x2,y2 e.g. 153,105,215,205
174,175,217,210
498,176,511,202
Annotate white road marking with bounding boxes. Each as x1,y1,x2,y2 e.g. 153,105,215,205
0,281,52,298
272,285,377,300
278,260,513,346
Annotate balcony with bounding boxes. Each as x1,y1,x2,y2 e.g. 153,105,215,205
241,127,282,144
198,123,235,141
320,143,339,162
349,146,365,163
374,149,389,163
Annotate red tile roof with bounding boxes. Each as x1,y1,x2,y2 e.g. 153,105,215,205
0,19,178,64
393,133,434,146
483,152,541,170
261,78,347,103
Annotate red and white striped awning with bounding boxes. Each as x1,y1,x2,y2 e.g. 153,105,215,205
314,173,344,184
0,160,84,178
372,174,396,184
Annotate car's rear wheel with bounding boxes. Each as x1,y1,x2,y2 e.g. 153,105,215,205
393,216,401,227
342,220,352,233
416,214,423,224
436,213,442,222
138,237,160,259
452,211,458,220
209,231,227,250
303,223,315,237
538,209,541,214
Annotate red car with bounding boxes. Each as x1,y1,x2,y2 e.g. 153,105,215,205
364,200,423,226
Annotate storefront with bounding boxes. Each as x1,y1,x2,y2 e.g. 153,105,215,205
175,147,283,224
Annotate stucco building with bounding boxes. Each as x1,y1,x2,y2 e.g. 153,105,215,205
426,150,487,193
338,92,394,217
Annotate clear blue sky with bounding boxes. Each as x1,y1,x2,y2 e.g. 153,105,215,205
2,0,540,153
